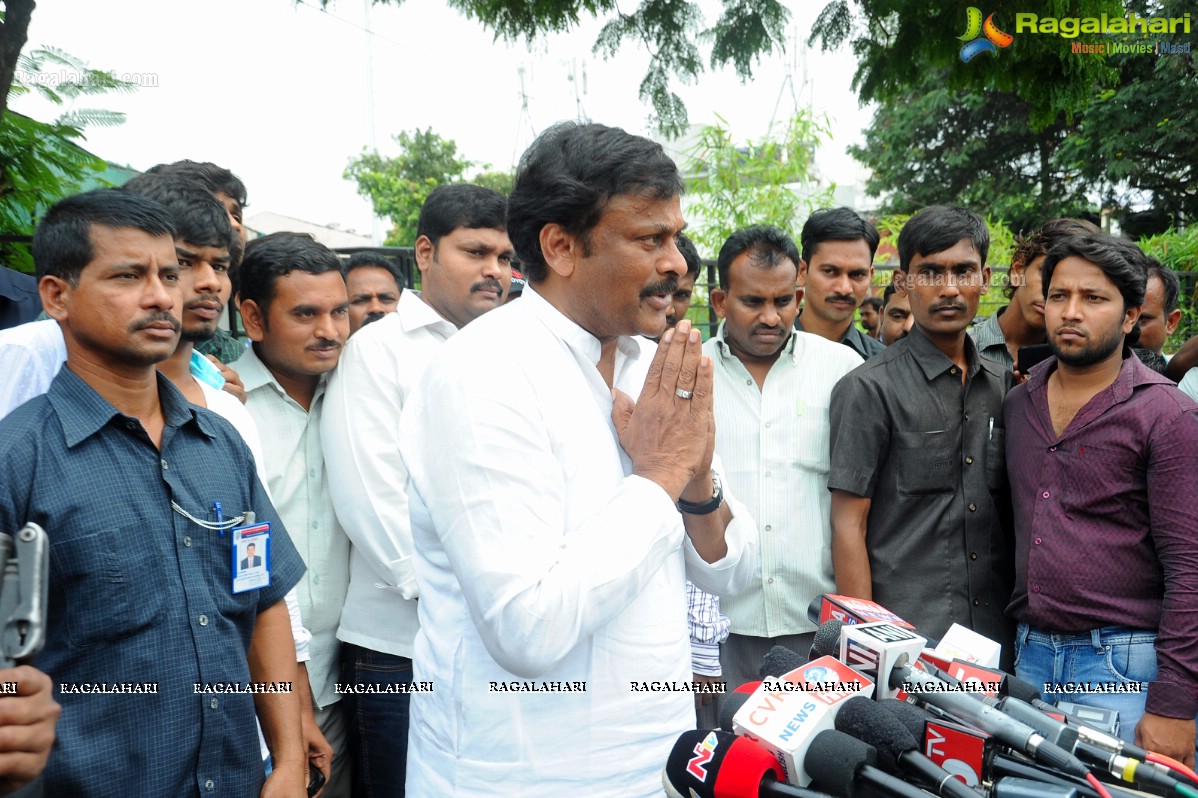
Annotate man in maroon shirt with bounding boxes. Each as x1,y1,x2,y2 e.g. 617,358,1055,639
1005,232,1198,765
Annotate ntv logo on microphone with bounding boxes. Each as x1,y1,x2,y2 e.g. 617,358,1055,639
686,731,719,782
958,7,1014,62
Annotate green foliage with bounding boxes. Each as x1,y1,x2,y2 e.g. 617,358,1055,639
1138,227,1198,274
0,47,136,272
809,0,1121,130
682,110,835,257
341,0,789,137
851,84,1095,234
344,128,515,246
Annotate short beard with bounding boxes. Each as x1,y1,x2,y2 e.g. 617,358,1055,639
181,325,216,343
1050,326,1124,368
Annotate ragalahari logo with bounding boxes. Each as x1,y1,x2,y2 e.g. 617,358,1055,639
959,7,1014,62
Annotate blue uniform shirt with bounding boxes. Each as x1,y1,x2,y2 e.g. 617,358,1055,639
0,367,305,798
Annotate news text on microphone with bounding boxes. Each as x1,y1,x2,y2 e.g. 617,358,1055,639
335,681,434,694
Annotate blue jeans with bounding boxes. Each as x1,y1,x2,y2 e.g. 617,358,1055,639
1013,622,1156,744
342,644,412,798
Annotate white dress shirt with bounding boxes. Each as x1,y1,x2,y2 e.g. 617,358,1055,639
321,290,458,658
1179,367,1198,403
704,323,862,637
233,345,348,709
0,319,65,421
400,287,757,797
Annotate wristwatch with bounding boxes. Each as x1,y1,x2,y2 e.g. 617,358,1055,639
676,471,723,515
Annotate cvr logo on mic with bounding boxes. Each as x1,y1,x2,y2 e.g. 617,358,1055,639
686,731,719,782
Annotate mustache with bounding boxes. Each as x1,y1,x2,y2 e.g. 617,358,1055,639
183,295,224,313
307,338,341,351
133,312,181,332
826,294,857,304
640,276,680,299
929,301,967,313
750,324,785,336
471,278,505,295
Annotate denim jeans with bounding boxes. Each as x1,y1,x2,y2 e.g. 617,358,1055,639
1013,622,1157,744
341,644,412,797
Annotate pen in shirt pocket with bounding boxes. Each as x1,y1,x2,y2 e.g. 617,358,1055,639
988,417,994,441
213,501,225,538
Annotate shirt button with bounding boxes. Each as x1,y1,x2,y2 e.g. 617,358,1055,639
205,779,214,791
950,367,958,375
1042,491,1051,499
973,599,980,606
965,415,970,421
312,521,319,529
970,552,977,561
1049,446,1057,452
764,471,771,478
313,574,321,586
125,421,137,430
968,503,977,512
160,459,169,470
764,422,772,429
209,698,218,709
767,577,775,584
1034,537,1042,545
198,614,208,626
745,378,753,386
764,524,772,532
183,536,192,547
309,469,317,478
965,457,974,465
1032,585,1041,593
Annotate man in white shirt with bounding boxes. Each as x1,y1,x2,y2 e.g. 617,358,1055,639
320,184,514,797
233,232,352,796
704,225,862,689
399,122,757,797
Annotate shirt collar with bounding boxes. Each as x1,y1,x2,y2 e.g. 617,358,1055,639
970,307,1008,352
906,325,988,381
521,286,643,365
399,289,460,336
712,319,800,363
49,367,214,448
1026,346,1173,400
238,343,327,405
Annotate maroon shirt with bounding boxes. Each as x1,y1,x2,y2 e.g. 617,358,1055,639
1005,349,1198,717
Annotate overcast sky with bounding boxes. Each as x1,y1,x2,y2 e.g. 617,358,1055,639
15,0,874,240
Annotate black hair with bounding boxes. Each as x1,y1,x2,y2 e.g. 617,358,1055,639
1005,217,1100,299
716,225,800,291
122,174,235,254
345,251,407,289
144,160,248,209
1042,233,1147,311
416,184,507,248
882,280,898,308
861,295,884,312
800,207,881,263
239,232,343,319
32,189,176,284
897,206,989,272
1145,259,1180,314
507,122,683,282
676,232,701,280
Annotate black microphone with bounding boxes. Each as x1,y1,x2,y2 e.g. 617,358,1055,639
759,646,807,679
835,696,976,798
662,729,837,798
811,620,843,659
720,687,758,732
803,729,936,798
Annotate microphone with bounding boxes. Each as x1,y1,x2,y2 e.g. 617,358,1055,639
731,656,875,786
834,697,976,798
760,646,807,679
810,620,843,660
803,729,935,798
879,698,989,788
806,594,921,635
839,622,927,700
721,684,761,732
662,730,836,798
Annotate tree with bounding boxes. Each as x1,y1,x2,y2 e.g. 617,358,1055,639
344,128,514,246
809,0,1122,130
850,83,1094,234
1,47,137,272
682,110,835,256
0,0,35,120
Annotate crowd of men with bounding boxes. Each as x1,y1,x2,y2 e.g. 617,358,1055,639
0,121,1196,798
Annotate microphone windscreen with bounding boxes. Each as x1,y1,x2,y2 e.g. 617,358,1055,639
807,594,824,624
1001,675,1043,704
804,729,876,798
719,690,753,732
664,729,783,798
877,698,935,741
834,695,918,773
758,645,806,679
811,620,844,658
